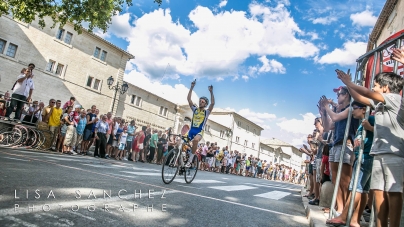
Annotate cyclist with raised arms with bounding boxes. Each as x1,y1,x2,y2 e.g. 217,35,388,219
185,80,215,167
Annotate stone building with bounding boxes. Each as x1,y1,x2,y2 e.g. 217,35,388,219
117,83,177,131
367,0,404,52
0,15,134,115
209,109,263,157
260,138,302,171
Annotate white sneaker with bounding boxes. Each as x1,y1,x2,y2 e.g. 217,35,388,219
70,151,77,155
123,158,128,161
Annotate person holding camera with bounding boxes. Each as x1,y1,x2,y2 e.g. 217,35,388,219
5,64,35,121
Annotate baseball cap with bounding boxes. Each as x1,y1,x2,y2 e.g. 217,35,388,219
74,104,81,109
333,86,349,93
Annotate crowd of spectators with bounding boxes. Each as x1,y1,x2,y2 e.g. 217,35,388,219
300,47,404,227
0,64,306,187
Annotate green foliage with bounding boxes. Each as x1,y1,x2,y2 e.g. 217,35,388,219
0,0,162,33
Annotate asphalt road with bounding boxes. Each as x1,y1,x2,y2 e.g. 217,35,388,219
0,148,309,227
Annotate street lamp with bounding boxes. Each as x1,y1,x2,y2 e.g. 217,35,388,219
107,76,129,112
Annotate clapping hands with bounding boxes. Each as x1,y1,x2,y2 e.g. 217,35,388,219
392,47,404,64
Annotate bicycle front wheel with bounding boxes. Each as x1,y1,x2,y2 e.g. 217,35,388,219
184,154,199,184
162,149,180,184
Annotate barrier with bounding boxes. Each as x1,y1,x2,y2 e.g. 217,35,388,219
328,32,404,227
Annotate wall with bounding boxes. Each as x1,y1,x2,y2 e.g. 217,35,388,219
0,16,130,115
118,84,177,131
376,1,404,45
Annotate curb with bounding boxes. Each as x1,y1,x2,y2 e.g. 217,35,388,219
301,188,328,227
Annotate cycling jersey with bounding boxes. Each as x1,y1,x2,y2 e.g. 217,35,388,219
187,105,210,140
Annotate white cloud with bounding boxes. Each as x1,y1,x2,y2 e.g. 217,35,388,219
317,40,367,66
219,0,228,8
273,102,278,106
290,135,309,147
350,10,377,27
311,16,338,25
242,75,249,81
237,108,277,127
124,71,199,105
258,56,286,74
276,112,316,134
306,31,319,40
108,3,318,80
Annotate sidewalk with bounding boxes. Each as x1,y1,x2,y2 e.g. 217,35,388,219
301,188,328,227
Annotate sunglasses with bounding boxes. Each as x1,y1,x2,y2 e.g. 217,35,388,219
51,101,56,103
337,92,347,97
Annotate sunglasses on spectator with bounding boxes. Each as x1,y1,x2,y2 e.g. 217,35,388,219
337,92,347,97
51,101,56,103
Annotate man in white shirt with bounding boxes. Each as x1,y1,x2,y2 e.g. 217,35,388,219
5,64,35,121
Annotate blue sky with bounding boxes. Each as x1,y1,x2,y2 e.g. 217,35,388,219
95,0,384,146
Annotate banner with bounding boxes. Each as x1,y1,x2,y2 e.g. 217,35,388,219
365,30,404,88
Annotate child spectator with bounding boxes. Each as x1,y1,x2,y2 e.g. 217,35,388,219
337,70,404,227
63,97,75,111
116,127,128,160
327,101,375,227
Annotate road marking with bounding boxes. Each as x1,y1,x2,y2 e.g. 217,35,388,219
2,157,29,162
82,164,116,168
244,183,301,191
120,171,161,176
173,179,225,184
66,210,96,221
208,185,257,191
0,150,305,218
4,216,38,227
176,185,199,189
254,191,291,200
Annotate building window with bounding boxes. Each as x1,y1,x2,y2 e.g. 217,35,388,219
86,76,101,91
246,125,249,132
94,47,101,58
100,50,107,61
131,95,142,107
253,129,256,135
244,140,248,146
220,130,224,138
55,63,64,75
252,143,255,148
64,32,73,44
93,79,101,90
6,43,17,58
236,136,239,143
205,125,210,132
237,121,241,127
0,39,6,54
159,106,168,117
86,77,93,87
46,60,56,72
56,29,65,40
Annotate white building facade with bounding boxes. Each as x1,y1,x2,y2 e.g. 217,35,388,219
0,15,134,115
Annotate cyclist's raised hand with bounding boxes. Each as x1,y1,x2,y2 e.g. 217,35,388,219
191,79,196,88
208,85,213,92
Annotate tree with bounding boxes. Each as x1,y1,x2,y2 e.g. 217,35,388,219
0,0,162,33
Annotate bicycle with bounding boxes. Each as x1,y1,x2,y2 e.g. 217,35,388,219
161,129,199,184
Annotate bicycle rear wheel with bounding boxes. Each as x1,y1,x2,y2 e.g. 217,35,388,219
162,149,179,184
184,154,199,184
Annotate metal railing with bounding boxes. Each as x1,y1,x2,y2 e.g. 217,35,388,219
328,34,403,227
